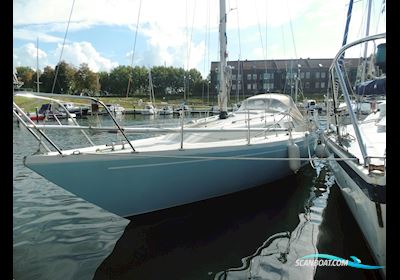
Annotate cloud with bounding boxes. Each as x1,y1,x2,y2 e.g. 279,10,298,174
13,0,385,77
13,43,48,70
13,41,119,72
53,42,119,72
13,28,64,43
137,22,207,76
13,0,318,31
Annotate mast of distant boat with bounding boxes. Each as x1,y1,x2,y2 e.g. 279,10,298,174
218,0,228,119
148,69,156,108
35,38,42,93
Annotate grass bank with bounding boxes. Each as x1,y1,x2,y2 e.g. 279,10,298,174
13,95,213,113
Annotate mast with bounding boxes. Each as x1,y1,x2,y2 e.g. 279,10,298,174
360,0,372,83
218,0,228,119
148,69,155,105
330,0,353,134
35,38,42,93
337,0,354,70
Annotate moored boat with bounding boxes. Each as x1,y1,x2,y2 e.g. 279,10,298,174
16,92,317,217
13,0,318,219
322,31,386,276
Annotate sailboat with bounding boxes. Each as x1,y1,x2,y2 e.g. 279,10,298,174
141,69,157,115
321,0,386,275
13,0,317,218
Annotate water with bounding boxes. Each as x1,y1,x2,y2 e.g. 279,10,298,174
13,114,382,279
13,118,130,280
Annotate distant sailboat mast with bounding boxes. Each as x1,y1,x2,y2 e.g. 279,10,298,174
148,69,156,106
35,38,41,93
218,0,228,119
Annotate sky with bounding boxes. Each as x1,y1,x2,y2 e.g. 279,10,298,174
13,0,386,78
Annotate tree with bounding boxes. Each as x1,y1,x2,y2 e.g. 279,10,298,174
108,66,133,96
16,66,35,89
40,66,55,93
52,61,76,94
187,68,203,96
74,63,100,95
31,71,42,92
131,66,148,95
98,71,111,95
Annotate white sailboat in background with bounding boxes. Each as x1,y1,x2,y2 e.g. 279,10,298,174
141,69,157,115
13,0,317,218
159,103,174,115
322,0,386,275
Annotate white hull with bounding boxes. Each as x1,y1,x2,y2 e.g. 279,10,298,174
159,110,173,115
140,109,155,115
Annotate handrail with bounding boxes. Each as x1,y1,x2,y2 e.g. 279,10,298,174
14,91,136,151
13,102,63,154
14,93,95,146
329,33,385,166
13,108,52,152
329,33,385,73
22,125,290,133
14,91,300,154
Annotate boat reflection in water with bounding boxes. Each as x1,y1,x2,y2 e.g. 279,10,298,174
214,161,330,279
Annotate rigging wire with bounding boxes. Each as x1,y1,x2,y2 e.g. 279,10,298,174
51,0,76,94
184,0,197,100
235,0,243,103
254,0,269,95
281,25,288,95
375,0,385,34
187,0,197,71
283,0,300,97
207,0,212,104
202,0,211,105
126,0,143,98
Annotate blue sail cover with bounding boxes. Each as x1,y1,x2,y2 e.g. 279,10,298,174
355,78,386,96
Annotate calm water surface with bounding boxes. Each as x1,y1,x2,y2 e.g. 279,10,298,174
13,114,382,279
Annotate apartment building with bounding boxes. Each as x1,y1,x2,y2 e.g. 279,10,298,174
210,58,360,97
